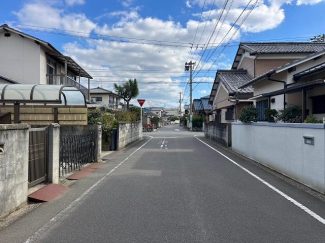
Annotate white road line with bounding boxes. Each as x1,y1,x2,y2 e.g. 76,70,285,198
24,136,154,243
194,135,325,225
153,137,178,139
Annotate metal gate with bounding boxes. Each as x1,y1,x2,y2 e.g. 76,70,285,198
28,127,48,188
59,131,97,177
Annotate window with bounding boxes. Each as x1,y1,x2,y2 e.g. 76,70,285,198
312,95,325,114
92,97,102,102
225,108,234,121
109,96,114,104
256,99,269,121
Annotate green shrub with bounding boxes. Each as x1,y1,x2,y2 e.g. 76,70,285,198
115,111,138,122
304,116,322,123
239,105,259,123
278,105,302,123
151,116,161,124
192,115,204,128
264,108,278,122
88,109,103,124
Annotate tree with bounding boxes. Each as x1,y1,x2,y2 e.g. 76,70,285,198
114,79,139,110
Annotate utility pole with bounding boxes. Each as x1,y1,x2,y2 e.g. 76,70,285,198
185,61,195,131
179,92,182,126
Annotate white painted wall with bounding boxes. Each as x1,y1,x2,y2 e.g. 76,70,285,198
232,122,325,193
0,31,41,84
40,46,47,84
90,94,110,106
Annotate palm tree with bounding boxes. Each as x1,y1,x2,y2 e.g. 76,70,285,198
114,79,139,110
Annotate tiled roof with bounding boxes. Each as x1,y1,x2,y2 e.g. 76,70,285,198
201,97,212,110
293,62,325,81
232,42,325,70
217,70,253,94
240,42,325,54
193,99,204,111
90,87,112,94
193,96,212,111
240,49,325,89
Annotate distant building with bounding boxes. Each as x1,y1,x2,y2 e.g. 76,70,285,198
89,87,122,109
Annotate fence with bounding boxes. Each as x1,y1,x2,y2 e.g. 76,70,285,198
232,122,325,193
204,122,232,147
59,132,97,177
117,122,142,150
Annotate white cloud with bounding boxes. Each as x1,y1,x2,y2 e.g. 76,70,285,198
199,90,207,94
197,1,285,33
14,2,96,36
186,1,192,8
65,0,85,6
296,0,324,5
120,0,135,7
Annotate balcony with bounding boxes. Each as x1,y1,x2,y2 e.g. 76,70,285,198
46,74,89,100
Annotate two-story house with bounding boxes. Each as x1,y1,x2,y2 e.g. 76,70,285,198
239,49,325,122
0,24,92,99
89,87,122,109
150,107,164,118
209,42,325,122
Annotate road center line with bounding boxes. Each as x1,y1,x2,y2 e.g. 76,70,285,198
194,135,325,225
24,136,153,243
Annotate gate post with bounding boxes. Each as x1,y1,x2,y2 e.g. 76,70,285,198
48,123,60,184
96,123,102,162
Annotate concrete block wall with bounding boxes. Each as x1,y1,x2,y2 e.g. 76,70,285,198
118,122,142,150
232,122,325,193
205,123,232,147
0,124,30,218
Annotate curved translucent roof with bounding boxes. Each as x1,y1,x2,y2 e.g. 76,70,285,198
0,84,86,106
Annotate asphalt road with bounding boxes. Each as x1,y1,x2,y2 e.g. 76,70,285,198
1,124,325,242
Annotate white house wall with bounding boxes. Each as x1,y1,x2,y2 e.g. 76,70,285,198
90,94,110,106
284,55,325,85
40,46,47,84
237,52,255,77
0,31,41,84
213,84,233,110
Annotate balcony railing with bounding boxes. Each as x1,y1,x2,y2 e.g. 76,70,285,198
46,74,89,100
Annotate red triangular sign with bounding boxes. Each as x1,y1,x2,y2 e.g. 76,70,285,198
137,99,145,107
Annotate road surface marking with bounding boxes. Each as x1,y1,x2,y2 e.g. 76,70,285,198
160,139,165,149
175,129,180,131
152,137,178,139
194,136,325,225
24,136,154,243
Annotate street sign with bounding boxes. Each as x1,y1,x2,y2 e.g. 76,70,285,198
137,99,145,107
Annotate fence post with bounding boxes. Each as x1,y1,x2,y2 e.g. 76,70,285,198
48,123,60,184
96,123,102,162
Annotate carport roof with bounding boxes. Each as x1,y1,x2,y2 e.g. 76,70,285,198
0,84,86,106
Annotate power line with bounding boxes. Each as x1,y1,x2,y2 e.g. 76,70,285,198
193,0,260,90
193,0,255,78
186,0,207,63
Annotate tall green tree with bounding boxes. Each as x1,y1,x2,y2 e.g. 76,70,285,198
114,79,139,110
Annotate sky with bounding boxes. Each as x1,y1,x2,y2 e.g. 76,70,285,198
1,0,325,108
